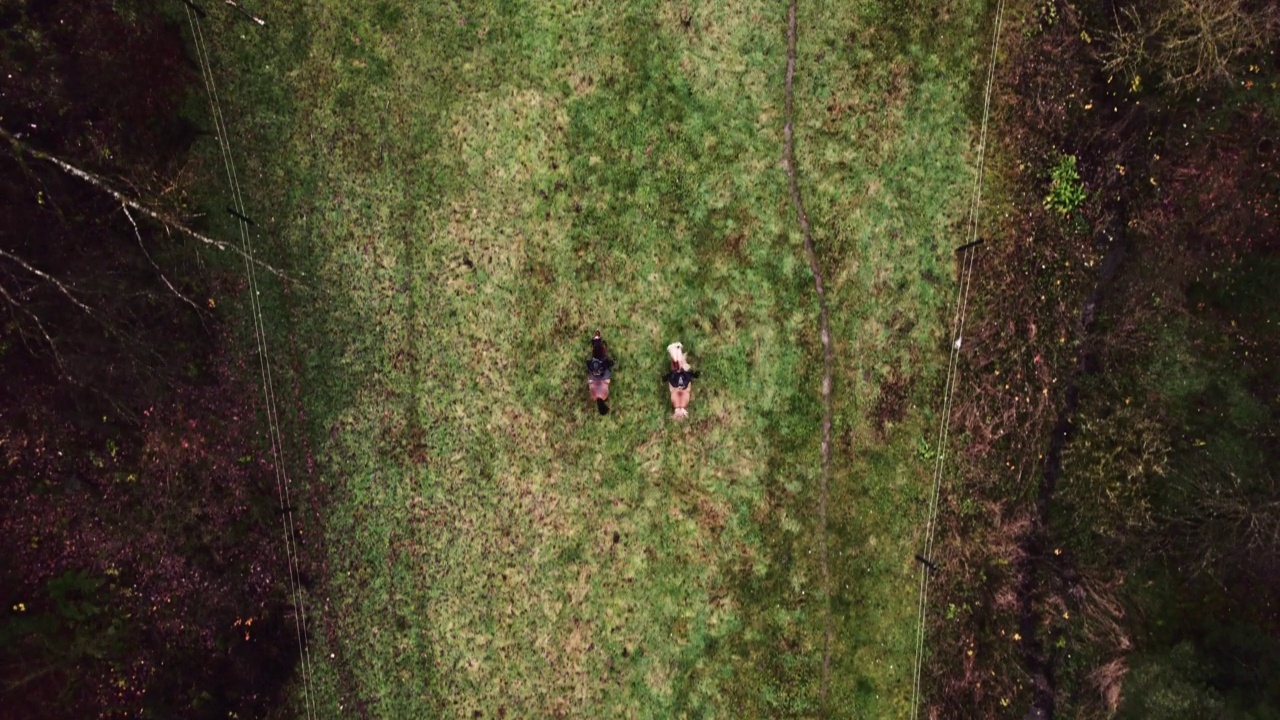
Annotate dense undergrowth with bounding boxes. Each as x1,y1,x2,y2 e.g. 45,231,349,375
0,0,303,717
925,1,1279,717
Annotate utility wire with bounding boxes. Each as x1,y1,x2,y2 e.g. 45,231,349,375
183,8,318,719
909,0,1005,717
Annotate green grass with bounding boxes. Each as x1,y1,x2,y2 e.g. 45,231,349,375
189,0,989,715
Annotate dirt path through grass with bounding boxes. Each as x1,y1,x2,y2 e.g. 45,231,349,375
781,0,835,700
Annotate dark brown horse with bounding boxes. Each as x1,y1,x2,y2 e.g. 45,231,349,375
587,330,614,415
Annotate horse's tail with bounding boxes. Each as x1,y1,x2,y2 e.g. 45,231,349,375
597,398,609,415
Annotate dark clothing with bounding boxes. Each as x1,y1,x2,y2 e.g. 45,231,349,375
665,369,698,389
587,357,614,380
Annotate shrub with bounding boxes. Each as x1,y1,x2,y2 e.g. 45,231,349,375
1043,154,1087,216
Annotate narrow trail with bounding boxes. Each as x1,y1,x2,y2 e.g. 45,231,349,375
1018,225,1128,720
781,0,835,701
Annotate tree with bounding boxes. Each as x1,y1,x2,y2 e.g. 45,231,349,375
1102,0,1280,92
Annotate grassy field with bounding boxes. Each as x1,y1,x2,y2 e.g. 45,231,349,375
190,0,990,716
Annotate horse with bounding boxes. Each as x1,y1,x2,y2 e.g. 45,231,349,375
587,330,614,415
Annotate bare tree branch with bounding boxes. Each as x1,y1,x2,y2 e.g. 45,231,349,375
1159,468,1280,576
1103,0,1280,93
0,126,300,285
0,247,96,317
0,281,69,378
123,205,206,317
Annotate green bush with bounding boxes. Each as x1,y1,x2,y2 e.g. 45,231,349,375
1119,642,1225,719
1044,154,1087,216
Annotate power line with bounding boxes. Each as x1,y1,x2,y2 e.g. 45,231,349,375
183,8,318,719
909,0,1005,717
